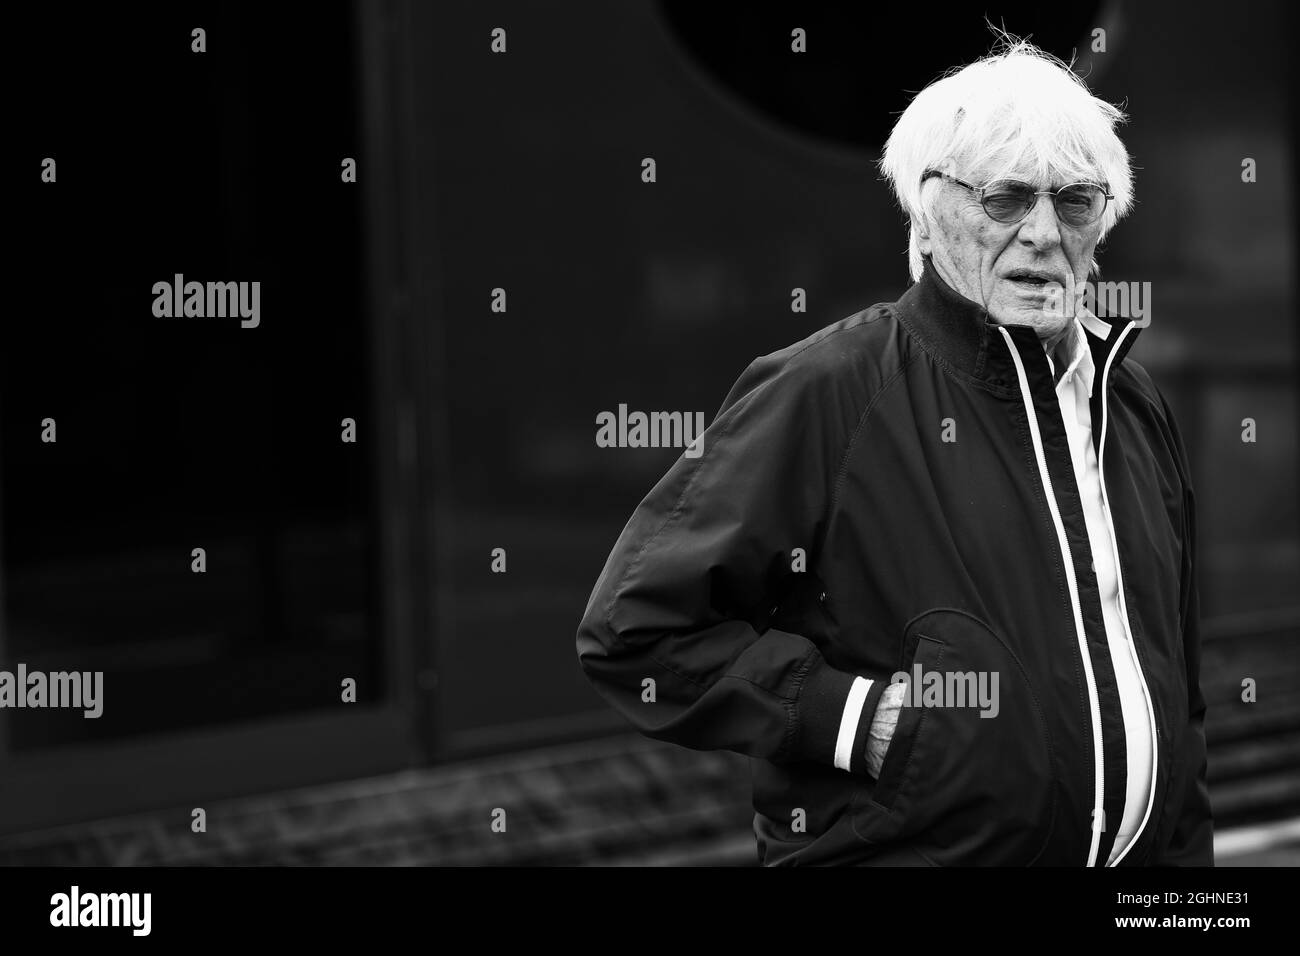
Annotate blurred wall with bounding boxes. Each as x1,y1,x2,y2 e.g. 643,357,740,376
0,0,1294,836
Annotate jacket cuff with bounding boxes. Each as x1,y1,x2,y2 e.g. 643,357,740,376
796,657,890,775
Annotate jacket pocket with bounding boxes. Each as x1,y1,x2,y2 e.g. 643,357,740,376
869,634,943,812
851,608,1058,865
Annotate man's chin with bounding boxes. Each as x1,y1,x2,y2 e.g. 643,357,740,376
988,300,1061,329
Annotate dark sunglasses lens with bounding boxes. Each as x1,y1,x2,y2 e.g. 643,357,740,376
1055,184,1106,225
981,181,1035,222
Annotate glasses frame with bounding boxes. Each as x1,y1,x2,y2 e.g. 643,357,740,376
920,169,1114,226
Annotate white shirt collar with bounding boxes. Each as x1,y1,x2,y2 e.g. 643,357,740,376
1044,317,1095,397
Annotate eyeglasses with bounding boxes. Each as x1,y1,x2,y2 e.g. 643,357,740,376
921,170,1113,227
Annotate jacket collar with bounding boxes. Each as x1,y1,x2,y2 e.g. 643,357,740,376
893,255,1141,400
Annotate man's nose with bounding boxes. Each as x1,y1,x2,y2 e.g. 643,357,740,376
1017,193,1061,249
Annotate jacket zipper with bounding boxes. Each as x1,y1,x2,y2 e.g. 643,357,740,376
997,326,1106,867
1093,321,1160,866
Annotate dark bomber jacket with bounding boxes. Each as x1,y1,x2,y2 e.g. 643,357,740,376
576,258,1213,866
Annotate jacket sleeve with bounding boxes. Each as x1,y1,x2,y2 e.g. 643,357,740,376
576,346,891,777
1150,387,1215,865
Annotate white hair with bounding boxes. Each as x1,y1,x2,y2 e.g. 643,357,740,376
879,36,1135,281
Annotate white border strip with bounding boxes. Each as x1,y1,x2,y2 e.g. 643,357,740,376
1095,321,1162,867
834,676,873,772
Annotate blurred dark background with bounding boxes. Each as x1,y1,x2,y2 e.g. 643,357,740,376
0,0,1295,865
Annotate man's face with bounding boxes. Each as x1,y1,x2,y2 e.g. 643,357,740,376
918,171,1103,344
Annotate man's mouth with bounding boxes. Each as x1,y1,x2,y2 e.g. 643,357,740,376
1004,269,1063,288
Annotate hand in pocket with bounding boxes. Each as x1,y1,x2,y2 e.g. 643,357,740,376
865,680,907,778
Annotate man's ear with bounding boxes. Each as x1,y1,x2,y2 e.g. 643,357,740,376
912,202,933,242
914,177,938,240
913,215,932,252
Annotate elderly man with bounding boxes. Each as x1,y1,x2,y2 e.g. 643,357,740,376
576,39,1212,866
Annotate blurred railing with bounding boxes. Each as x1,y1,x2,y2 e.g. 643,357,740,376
1201,605,1300,829
0,606,1294,866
